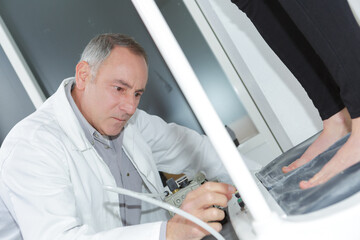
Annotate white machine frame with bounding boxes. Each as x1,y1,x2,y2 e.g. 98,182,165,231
0,15,46,109
132,0,360,239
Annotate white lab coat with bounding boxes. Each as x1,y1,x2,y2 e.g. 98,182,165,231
0,78,230,240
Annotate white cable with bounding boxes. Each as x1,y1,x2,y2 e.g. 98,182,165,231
142,192,168,198
103,185,225,240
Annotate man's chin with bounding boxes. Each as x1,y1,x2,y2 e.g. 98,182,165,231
105,127,124,137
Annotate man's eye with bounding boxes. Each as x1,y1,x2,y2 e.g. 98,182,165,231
135,92,142,97
115,86,123,91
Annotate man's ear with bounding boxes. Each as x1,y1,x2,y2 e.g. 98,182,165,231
75,61,91,90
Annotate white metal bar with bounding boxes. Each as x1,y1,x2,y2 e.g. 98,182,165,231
0,15,45,109
131,0,273,222
348,0,360,25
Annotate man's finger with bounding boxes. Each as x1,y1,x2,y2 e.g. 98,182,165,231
191,191,229,208
201,207,225,223
198,222,223,237
188,182,235,200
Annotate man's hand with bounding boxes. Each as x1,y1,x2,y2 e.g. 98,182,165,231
166,182,236,240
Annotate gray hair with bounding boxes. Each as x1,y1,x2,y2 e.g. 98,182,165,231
79,33,148,77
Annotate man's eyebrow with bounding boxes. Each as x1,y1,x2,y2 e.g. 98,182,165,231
137,88,145,93
114,79,145,92
114,79,132,88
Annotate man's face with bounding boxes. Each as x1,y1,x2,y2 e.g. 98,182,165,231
75,46,148,136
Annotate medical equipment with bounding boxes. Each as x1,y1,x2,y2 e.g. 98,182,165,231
132,0,360,239
164,172,207,216
103,185,226,240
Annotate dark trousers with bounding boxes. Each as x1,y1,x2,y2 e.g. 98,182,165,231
231,0,360,119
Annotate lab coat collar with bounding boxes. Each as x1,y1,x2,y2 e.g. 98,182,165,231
51,78,93,152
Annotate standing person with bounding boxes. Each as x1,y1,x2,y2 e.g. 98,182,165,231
0,33,234,240
231,0,360,189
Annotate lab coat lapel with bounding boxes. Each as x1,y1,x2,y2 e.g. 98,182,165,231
52,78,120,215
123,123,163,194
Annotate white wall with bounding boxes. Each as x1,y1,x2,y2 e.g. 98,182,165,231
208,0,323,146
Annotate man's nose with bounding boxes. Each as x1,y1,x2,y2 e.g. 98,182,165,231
120,95,137,115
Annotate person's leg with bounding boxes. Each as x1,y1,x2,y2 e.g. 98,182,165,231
230,0,349,170
278,0,360,187
278,0,360,116
230,0,344,118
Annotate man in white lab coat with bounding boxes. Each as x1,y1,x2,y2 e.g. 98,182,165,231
0,33,234,240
